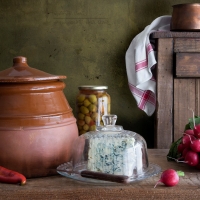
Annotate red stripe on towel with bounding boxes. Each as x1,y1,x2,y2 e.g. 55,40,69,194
129,83,156,110
135,59,147,72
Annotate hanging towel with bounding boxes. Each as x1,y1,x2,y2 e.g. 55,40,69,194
125,15,171,116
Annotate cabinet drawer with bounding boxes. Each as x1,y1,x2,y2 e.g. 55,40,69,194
176,53,200,77
174,38,200,52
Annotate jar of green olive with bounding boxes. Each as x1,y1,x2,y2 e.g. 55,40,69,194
76,85,111,135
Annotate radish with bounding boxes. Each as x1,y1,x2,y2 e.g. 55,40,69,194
190,108,200,138
175,147,189,161
190,139,200,152
184,129,194,135
184,150,199,166
177,143,184,154
182,134,195,148
182,147,190,158
167,149,199,166
154,169,181,188
194,124,200,139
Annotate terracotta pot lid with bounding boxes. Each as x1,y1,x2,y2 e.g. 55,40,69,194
0,56,66,82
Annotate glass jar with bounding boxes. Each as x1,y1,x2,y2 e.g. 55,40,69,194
76,85,111,135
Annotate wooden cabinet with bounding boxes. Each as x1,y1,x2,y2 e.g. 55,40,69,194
152,32,200,149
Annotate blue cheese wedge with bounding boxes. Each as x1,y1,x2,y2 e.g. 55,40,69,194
87,136,136,176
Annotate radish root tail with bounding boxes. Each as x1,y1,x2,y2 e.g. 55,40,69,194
183,133,193,144
167,156,186,163
154,180,161,188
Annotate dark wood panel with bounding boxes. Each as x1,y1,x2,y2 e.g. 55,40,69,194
174,38,200,52
176,53,200,77
152,31,200,38
196,79,200,116
174,79,196,141
155,38,173,148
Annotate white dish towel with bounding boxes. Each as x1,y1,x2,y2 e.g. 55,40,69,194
125,15,172,116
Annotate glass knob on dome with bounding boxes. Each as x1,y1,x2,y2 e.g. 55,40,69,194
102,114,117,126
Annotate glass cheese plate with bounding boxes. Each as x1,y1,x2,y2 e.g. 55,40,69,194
57,161,161,185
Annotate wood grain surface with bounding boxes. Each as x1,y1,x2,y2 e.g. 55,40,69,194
152,31,200,38
174,79,196,141
155,38,173,149
0,149,200,199
176,53,200,77
174,38,200,53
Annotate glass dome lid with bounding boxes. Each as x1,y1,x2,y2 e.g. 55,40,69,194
57,115,161,184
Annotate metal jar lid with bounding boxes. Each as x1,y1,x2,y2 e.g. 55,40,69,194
78,85,108,90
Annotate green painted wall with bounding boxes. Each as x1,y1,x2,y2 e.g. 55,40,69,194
0,0,199,148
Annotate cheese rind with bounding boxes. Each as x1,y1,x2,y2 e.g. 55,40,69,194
88,137,136,176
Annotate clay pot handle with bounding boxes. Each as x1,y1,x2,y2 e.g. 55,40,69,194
13,56,29,68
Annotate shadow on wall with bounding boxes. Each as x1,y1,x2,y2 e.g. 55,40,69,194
133,1,172,33
123,1,174,148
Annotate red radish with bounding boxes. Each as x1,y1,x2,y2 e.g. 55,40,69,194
190,139,200,152
194,124,200,139
182,147,190,158
184,150,199,166
177,143,184,154
190,108,200,138
182,134,195,148
154,169,179,188
167,149,199,166
184,129,194,135
173,147,189,161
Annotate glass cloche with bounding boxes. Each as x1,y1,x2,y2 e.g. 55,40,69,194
57,115,161,184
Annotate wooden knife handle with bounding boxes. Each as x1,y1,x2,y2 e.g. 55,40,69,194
80,170,130,183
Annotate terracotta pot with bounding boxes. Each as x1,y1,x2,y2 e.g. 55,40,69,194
0,56,78,178
171,3,200,31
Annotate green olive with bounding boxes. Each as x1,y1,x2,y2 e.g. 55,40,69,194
80,106,89,114
89,125,96,131
88,104,97,112
83,99,91,107
80,130,86,135
85,116,92,125
83,124,89,131
77,119,85,126
78,113,85,120
89,94,97,104
77,94,85,102
91,112,98,121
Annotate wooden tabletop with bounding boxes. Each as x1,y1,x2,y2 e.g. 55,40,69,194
1,149,200,199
